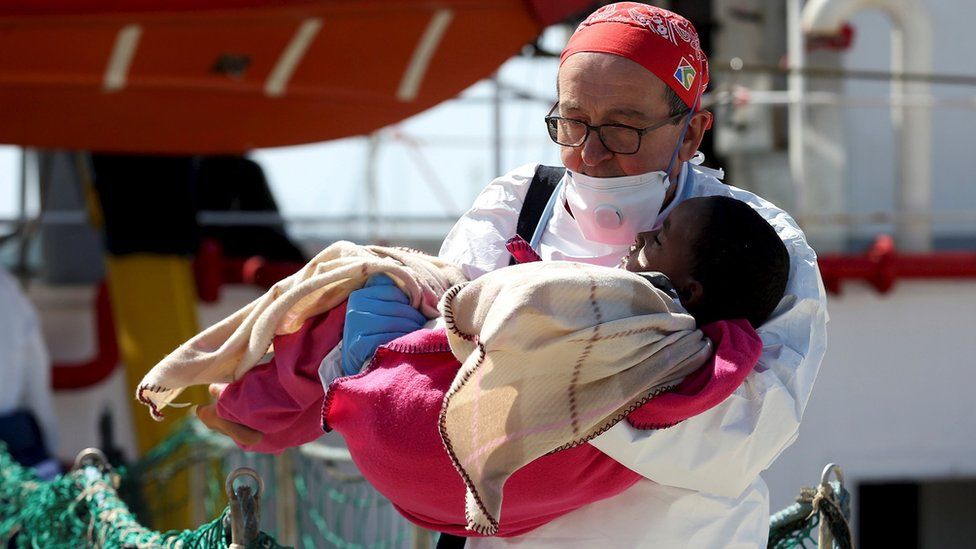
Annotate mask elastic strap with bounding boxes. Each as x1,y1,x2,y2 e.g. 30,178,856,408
664,86,703,181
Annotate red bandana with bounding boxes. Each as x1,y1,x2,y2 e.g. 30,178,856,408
560,2,709,111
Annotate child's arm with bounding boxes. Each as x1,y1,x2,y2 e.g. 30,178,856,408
214,357,326,453
196,384,262,446
205,301,348,453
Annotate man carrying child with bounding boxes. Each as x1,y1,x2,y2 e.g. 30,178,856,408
340,3,827,546
196,3,827,546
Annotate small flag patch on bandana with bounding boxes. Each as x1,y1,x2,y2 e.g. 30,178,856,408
674,57,696,91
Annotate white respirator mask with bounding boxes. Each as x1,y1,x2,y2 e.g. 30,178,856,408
564,169,670,245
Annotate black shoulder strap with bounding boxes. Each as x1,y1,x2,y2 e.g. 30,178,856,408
509,165,565,265
436,533,467,548
516,165,565,241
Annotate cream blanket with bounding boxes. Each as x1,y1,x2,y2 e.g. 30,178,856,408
438,261,712,535
136,241,466,419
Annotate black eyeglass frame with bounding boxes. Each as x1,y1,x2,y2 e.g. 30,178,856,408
544,103,690,155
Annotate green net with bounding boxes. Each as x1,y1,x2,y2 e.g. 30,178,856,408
0,440,284,548
1,419,423,548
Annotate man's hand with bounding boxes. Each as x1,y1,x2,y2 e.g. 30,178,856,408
195,383,263,447
341,274,427,376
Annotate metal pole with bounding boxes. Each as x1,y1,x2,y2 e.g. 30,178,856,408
188,458,207,525
275,449,298,547
888,2,934,252
18,148,28,226
16,148,32,277
492,73,503,177
411,525,434,549
787,0,808,220
365,133,381,242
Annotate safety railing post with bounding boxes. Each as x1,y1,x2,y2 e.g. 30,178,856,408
275,448,298,547
411,524,435,549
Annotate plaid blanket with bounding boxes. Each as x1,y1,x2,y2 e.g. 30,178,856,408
439,261,712,535
136,241,465,420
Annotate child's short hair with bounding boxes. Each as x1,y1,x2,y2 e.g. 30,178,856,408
688,196,789,329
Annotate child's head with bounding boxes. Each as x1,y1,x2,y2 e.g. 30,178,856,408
624,196,789,329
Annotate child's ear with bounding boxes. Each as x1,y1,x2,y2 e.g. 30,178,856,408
677,280,704,307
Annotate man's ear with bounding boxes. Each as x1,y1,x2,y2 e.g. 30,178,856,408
677,279,704,308
677,111,709,163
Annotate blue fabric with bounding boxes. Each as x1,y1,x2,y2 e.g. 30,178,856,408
341,274,427,376
678,163,697,202
0,409,51,467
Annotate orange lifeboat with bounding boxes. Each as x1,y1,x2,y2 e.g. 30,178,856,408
0,0,591,153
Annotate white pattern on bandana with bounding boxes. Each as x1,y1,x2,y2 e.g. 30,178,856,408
579,4,703,57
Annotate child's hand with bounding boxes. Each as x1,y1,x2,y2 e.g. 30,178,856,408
341,274,427,375
195,383,264,447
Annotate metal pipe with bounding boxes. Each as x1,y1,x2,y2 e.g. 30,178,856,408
712,89,976,110
17,147,31,276
365,133,381,243
787,0,808,218
715,59,976,86
802,0,934,251
492,72,503,177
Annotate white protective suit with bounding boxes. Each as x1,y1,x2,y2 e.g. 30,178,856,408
439,159,829,548
0,267,59,457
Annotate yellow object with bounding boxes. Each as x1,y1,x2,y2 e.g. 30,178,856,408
74,153,104,229
106,254,205,451
105,254,207,529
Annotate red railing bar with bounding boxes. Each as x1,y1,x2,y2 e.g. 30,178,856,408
50,281,120,390
819,235,976,294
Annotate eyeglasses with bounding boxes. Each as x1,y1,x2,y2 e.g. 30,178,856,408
544,103,688,155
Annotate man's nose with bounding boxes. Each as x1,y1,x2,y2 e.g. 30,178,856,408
579,130,613,166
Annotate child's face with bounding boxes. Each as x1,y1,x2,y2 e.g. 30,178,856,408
623,199,705,289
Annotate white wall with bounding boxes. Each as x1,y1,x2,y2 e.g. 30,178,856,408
763,280,976,531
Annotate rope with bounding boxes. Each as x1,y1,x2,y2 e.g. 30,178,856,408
768,479,853,549
810,483,853,549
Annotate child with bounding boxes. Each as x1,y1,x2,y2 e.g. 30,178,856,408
622,194,789,329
